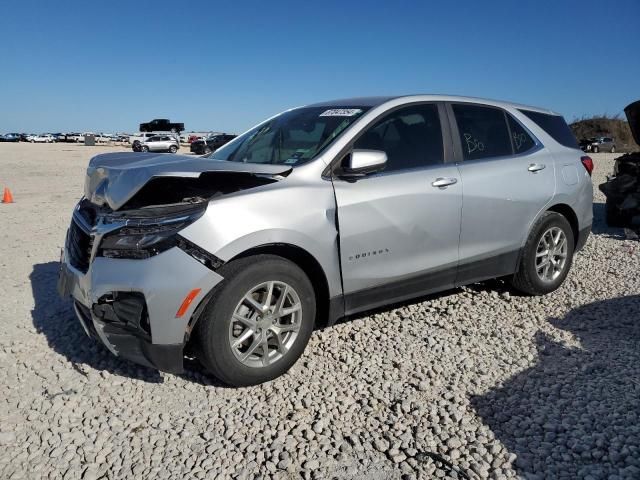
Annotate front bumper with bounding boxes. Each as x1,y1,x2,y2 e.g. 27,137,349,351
58,231,223,374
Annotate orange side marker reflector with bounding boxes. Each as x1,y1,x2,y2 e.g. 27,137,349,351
176,288,201,318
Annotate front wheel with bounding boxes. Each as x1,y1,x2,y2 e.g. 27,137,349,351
141,145,149,152
195,255,316,386
592,146,599,153
509,212,574,295
169,145,177,153
610,146,616,154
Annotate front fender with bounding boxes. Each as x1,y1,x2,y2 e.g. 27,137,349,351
178,182,342,297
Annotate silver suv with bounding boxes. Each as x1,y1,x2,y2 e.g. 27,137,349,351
590,136,616,153
58,95,593,386
137,135,179,153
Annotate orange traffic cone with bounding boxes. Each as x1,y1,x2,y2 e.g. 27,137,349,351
2,188,14,203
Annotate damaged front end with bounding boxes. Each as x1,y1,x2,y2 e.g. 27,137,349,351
79,152,291,263
59,152,292,373
599,100,640,232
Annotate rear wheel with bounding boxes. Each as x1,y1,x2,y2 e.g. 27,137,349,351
610,146,616,154
195,255,316,386
592,146,599,153
510,212,574,295
141,145,149,152
169,145,177,153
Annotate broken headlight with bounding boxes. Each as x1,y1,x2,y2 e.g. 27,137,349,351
98,205,206,260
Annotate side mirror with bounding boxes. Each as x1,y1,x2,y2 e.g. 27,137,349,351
340,149,387,178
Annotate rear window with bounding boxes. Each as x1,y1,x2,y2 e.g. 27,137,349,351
519,109,578,148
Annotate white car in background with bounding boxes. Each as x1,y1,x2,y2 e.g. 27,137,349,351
30,134,55,143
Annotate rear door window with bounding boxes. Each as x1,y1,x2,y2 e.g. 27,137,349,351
452,104,512,160
518,109,578,148
507,115,536,154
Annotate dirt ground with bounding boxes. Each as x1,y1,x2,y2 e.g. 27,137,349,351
1,143,639,480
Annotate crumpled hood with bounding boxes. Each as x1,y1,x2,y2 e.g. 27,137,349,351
624,100,640,147
85,152,292,210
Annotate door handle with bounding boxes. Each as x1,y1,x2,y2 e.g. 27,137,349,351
431,177,458,188
528,163,546,172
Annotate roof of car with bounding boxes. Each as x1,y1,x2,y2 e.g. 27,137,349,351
306,95,558,115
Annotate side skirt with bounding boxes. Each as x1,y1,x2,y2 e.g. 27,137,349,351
327,250,521,324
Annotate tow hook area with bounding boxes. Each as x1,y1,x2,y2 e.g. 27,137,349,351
92,292,151,338
89,292,185,374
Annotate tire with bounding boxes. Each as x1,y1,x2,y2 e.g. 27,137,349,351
204,146,212,154
509,211,574,295
141,145,149,152
592,146,599,153
169,145,177,153
610,146,616,154
605,198,628,227
195,255,316,386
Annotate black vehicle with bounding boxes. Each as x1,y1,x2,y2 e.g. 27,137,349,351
190,134,237,154
599,100,640,227
139,118,185,133
1,133,21,142
579,138,595,152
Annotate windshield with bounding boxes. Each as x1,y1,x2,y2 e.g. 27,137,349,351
208,106,369,166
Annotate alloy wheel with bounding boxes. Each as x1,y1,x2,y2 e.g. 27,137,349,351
535,227,568,282
228,281,302,368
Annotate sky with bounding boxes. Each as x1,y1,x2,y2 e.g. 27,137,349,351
0,0,638,134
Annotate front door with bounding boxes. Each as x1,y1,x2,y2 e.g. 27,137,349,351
332,103,463,315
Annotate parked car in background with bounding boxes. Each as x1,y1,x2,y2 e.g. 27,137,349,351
65,133,83,142
190,133,237,154
590,136,616,153
139,118,185,133
58,94,593,386
30,134,55,143
1,133,21,142
132,134,179,153
130,131,178,145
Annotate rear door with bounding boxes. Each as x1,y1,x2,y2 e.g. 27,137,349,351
448,103,555,284
332,103,463,314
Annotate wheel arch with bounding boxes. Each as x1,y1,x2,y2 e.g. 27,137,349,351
229,243,333,329
185,242,335,346
546,203,579,247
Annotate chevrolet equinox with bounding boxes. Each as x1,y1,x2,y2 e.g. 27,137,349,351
58,95,593,386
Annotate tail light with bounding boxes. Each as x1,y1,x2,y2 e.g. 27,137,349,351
581,156,594,176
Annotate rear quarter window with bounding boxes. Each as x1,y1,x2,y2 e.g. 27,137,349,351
519,109,578,148
506,114,536,154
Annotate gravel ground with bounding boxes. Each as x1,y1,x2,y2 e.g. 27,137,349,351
0,143,638,479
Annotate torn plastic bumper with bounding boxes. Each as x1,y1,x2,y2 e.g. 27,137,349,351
73,299,184,373
58,242,224,374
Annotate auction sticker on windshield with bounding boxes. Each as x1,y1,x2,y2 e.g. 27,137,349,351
319,109,362,117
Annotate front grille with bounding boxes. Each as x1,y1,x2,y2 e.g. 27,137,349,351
67,220,93,273
76,198,99,226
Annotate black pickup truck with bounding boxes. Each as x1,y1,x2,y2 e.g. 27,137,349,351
139,118,185,133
